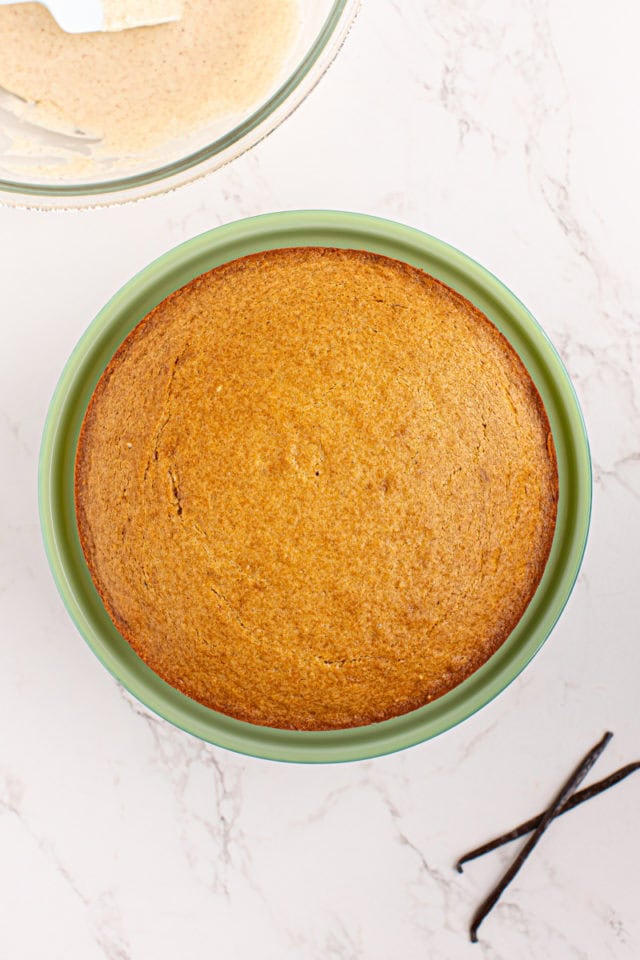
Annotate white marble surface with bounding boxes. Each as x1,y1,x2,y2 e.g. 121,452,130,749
1,1,639,957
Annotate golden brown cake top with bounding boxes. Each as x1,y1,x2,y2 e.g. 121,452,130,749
75,247,558,730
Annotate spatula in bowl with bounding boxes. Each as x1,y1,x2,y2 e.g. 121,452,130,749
0,0,182,32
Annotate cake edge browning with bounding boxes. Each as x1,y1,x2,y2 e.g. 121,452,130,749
74,247,559,731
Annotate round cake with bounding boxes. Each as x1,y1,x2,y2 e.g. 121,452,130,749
75,247,558,730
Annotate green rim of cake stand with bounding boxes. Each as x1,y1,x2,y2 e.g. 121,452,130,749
39,211,592,763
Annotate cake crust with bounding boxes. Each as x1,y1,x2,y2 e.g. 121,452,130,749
75,247,558,730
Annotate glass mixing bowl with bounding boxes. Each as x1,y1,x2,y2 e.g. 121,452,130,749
0,0,359,207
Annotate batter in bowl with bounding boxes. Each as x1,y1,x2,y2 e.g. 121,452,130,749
0,0,298,156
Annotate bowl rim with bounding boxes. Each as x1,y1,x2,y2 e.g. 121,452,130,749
0,0,359,208
39,210,592,762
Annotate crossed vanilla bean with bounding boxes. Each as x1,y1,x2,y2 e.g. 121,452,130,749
466,732,614,943
457,760,640,872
